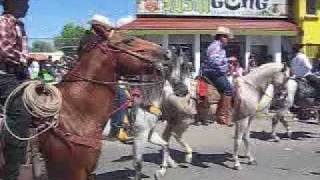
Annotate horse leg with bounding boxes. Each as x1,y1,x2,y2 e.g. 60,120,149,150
279,114,292,139
243,117,257,165
172,120,192,164
233,117,249,170
133,130,148,180
150,122,173,180
271,115,281,142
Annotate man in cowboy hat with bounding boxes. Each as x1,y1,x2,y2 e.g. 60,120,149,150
0,0,47,179
201,26,234,126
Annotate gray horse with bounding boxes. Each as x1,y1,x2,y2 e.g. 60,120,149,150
131,48,196,180
233,62,290,170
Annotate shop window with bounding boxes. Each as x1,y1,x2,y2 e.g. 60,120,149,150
306,0,317,15
168,44,194,70
251,45,269,66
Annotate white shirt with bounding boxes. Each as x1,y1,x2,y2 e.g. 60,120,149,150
290,52,312,78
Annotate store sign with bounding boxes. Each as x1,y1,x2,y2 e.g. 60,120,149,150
137,0,288,18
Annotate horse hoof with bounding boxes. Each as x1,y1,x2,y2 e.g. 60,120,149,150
155,169,165,180
154,173,161,180
168,162,178,168
248,160,258,166
233,165,242,170
185,154,193,164
272,136,280,142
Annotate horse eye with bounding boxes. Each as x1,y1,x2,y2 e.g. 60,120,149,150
135,49,146,53
122,38,134,46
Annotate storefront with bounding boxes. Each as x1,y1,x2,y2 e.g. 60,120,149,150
122,0,298,76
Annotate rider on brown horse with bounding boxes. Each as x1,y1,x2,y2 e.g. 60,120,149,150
201,27,234,126
0,0,47,179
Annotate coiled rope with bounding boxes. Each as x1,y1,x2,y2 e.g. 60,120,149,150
3,80,62,141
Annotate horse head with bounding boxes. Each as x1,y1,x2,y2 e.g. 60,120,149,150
77,23,171,80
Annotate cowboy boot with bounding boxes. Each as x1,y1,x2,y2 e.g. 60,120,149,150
216,95,232,126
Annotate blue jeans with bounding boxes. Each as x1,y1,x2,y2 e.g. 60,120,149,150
204,72,233,96
110,87,127,136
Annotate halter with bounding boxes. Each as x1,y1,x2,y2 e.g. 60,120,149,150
61,29,168,86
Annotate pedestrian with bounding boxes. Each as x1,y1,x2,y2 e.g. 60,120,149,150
201,26,234,126
248,54,257,73
291,44,320,89
0,0,47,179
27,60,40,80
228,56,244,83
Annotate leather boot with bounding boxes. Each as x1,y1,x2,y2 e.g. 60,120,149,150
216,95,232,126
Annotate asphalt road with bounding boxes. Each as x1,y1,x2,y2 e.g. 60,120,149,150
95,118,320,180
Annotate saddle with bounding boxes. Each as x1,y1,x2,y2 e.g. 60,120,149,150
197,76,220,104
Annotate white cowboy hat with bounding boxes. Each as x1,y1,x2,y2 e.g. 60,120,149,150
214,26,234,39
88,14,112,27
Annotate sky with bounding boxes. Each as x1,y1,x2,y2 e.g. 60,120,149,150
21,0,136,38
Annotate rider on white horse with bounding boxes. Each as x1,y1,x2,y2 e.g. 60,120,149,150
201,26,234,126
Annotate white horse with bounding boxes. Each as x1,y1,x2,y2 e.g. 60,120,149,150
232,63,290,170
131,48,196,180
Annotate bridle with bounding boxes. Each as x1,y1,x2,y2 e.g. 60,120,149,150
61,28,167,86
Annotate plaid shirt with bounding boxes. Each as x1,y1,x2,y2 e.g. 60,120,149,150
0,14,28,64
202,40,229,76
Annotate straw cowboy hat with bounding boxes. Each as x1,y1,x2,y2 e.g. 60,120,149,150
88,14,112,27
214,26,234,39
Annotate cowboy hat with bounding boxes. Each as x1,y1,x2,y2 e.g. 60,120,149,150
88,14,112,27
214,26,234,39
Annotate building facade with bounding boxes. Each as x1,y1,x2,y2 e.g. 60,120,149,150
122,0,298,76
293,0,320,59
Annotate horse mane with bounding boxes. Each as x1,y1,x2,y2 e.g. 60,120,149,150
243,62,284,83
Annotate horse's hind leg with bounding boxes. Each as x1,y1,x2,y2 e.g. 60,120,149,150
172,120,192,163
243,117,257,165
133,130,148,180
233,117,249,170
271,115,281,142
149,122,173,180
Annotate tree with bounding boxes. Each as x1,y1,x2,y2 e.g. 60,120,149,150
31,40,55,52
54,23,87,56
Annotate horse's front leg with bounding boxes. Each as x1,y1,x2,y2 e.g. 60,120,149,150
233,117,248,170
279,115,292,139
271,115,281,142
243,117,257,165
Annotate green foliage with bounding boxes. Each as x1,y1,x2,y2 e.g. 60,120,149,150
54,23,87,55
31,40,55,52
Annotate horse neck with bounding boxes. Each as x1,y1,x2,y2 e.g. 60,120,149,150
244,63,283,91
58,52,116,132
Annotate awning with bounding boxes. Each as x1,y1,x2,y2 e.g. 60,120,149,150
121,17,299,36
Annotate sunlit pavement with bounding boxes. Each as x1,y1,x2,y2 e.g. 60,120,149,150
95,117,320,180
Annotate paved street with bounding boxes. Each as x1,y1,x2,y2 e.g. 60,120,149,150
95,118,320,180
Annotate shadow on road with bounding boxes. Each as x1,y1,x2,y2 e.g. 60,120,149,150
96,169,150,180
310,171,320,176
142,149,234,169
250,131,318,141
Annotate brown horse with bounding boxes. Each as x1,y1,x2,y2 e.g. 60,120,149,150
34,24,170,180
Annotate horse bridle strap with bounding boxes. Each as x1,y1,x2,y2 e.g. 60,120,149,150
106,42,157,63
